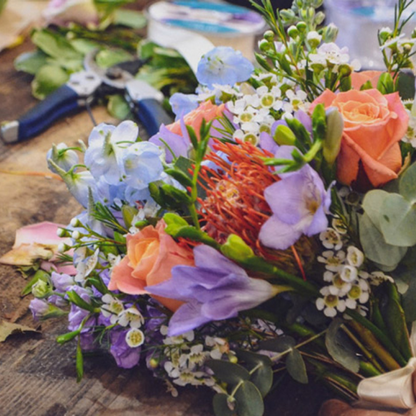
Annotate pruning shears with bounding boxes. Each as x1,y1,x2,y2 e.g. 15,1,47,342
0,50,173,144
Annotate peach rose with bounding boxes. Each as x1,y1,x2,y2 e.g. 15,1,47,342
108,220,194,311
351,70,383,90
167,100,225,138
311,89,408,188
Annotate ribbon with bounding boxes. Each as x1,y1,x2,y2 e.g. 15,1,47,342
357,323,416,409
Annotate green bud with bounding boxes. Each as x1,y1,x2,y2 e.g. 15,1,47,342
314,11,325,25
338,64,352,78
255,53,273,71
264,30,274,42
32,279,52,299
149,358,159,368
360,80,373,90
287,25,299,38
323,23,338,43
323,108,343,164
134,220,149,229
307,7,315,21
379,27,393,43
339,76,352,92
122,205,138,230
377,72,395,94
259,39,271,52
57,227,70,238
221,235,254,262
280,9,296,25
229,354,238,364
412,28,416,39
273,124,297,146
296,21,307,32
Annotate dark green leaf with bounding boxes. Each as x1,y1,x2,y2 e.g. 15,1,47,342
235,381,264,416
67,291,95,313
96,48,133,69
235,349,272,367
286,349,308,384
164,167,193,188
399,162,416,203
205,360,250,386
258,335,296,353
325,319,360,372
403,277,416,322
86,277,108,295
160,184,191,204
250,364,273,397
213,394,235,416
32,29,82,60
21,270,50,296
396,72,415,100
377,72,395,94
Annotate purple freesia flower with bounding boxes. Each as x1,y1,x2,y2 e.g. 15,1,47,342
51,272,74,292
149,119,190,163
29,298,49,321
146,245,277,336
110,329,141,368
169,93,199,121
197,47,254,88
259,163,331,250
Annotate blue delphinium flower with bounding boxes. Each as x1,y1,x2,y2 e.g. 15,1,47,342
196,47,254,88
84,121,138,185
47,143,79,173
146,245,278,336
169,93,199,121
259,161,331,251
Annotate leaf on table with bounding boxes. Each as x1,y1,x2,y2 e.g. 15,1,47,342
95,48,133,68
113,9,147,29
31,29,83,61
14,50,48,75
107,94,131,120
31,64,69,100
70,38,100,55
0,321,39,343
0,243,54,267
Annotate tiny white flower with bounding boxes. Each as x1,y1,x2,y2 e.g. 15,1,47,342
101,294,124,324
125,328,145,348
75,248,100,283
340,265,358,283
316,287,346,317
118,307,144,328
318,250,346,272
346,246,364,268
369,271,394,286
320,228,343,250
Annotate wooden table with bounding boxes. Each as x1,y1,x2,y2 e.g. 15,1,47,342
0,30,331,416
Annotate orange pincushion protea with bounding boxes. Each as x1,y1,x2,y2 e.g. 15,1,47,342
198,140,316,275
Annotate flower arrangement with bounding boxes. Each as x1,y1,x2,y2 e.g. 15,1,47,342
5,0,416,415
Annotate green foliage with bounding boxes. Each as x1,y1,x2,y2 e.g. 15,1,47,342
31,65,69,100
286,349,308,384
325,319,360,372
107,94,131,120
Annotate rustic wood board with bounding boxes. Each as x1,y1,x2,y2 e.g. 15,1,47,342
0,35,331,416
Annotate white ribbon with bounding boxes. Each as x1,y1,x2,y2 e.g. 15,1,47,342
357,322,416,409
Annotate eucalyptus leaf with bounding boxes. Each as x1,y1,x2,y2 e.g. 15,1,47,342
396,72,416,101
205,360,250,386
325,318,360,372
14,51,48,75
107,94,131,120
213,394,235,416
32,29,82,60
258,335,296,353
399,163,416,203
286,349,308,384
0,320,38,342
235,381,264,416
31,65,69,100
359,213,407,271
250,364,273,397
362,190,389,230
379,193,416,247
403,277,416,322
235,349,272,367
113,9,147,28
95,48,133,69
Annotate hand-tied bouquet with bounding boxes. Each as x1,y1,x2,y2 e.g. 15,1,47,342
10,0,416,414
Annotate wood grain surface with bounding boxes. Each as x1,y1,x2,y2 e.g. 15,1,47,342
0,25,331,416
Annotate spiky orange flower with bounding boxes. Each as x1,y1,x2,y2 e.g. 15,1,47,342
198,140,316,276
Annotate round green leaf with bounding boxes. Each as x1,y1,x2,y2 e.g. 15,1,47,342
96,48,133,69
379,193,416,247
107,94,131,120
113,9,147,29
362,189,390,230
286,349,308,384
31,65,69,100
235,381,264,416
205,360,250,386
14,51,48,75
213,394,235,416
326,319,360,372
400,163,416,203
258,335,296,353
250,364,273,397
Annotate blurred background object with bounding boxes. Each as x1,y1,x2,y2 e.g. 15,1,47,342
325,0,416,69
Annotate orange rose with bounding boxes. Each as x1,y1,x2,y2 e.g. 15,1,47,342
311,89,408,188
351,70,383,90
167,100,225,138
108,220,194,311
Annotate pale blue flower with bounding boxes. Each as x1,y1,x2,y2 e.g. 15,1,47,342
146,245,277,336
122,141,164,190
84,121,138,185
259,163,331,250
197,47,254,88
47,142,79,173
170,93,199,121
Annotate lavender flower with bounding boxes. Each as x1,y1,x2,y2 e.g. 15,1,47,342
29,298,49,320
196,47,254,88
146,245,278,336
110,329,141,368
51,272,74,292
259,163,331,250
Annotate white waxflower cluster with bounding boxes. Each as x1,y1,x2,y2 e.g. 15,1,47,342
160,326,226,388
403,105,416,148
316,221,395,317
